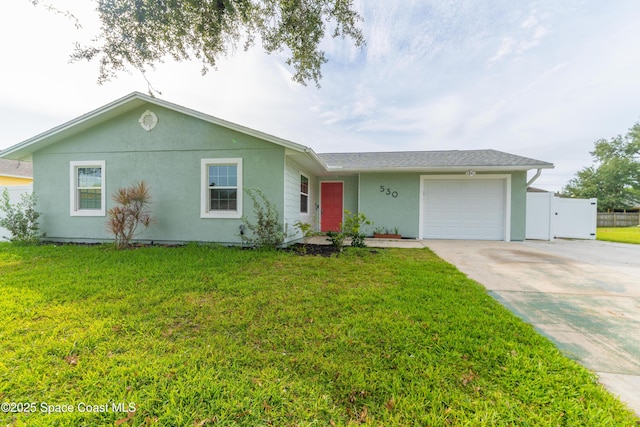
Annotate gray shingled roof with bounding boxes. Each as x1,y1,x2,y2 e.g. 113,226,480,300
0,159,32,178
317,149,553,170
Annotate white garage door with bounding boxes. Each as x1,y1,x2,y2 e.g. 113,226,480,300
422,178,506,240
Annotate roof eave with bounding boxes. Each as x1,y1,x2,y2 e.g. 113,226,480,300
0,174,33,179
0,91,312,161
284,147,329,175
0,92,149,161
324,164,554,173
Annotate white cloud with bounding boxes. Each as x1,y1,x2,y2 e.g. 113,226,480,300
488,37,518,64
487,10,550,66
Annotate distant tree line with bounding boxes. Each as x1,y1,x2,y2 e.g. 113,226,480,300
563,121,640,211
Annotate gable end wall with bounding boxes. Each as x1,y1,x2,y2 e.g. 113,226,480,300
34,104,286,244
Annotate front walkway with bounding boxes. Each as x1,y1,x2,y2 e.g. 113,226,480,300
307,236,428,248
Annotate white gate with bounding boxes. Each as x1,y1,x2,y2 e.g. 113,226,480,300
0,185,33,241
526,192,597,240
525,192,552,240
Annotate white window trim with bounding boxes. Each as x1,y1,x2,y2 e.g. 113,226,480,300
201,158,243,219
70,160,106,217
300,172,310,215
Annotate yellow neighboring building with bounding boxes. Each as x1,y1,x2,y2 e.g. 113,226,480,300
0,159,33,186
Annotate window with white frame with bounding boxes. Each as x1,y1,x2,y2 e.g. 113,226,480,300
201,158,243,218
300,174,309,214
70,161,106,216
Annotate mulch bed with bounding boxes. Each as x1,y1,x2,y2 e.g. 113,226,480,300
284,243,342,257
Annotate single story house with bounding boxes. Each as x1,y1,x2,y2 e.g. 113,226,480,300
0,92,553,244
0,158,33,186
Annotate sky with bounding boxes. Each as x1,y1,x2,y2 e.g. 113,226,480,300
1,0,640,192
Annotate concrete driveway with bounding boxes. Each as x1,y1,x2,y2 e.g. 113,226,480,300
424,239,640,416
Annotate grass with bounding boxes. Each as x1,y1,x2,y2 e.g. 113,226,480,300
0,243,638,426
597,226,640,244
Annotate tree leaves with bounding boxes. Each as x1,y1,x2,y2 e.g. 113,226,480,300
66,0,364,87
563,122,640,211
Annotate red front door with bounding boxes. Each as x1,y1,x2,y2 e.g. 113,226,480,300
321,182,343,232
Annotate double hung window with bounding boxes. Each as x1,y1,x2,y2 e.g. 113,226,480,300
70,161,105,216
300,174,309,214
201,158,243,218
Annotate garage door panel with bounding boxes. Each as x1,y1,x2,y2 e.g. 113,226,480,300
423,178,505,240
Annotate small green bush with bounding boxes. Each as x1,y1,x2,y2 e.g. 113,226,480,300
0,188,42,245
325,230,346,251
293,220,318,254
241,188,286,249
342,209,371,247
324,210,371,251
293,220,317,242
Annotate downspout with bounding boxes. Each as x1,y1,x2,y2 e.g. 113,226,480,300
526,168,542,187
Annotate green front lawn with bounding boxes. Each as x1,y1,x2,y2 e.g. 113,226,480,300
0,244,637,426
597,226,640,244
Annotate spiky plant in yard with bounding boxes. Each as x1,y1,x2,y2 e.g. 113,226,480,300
0,188,41,245
241,188,286,249
107,181,156,249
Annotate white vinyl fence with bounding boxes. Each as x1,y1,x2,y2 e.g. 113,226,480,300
0,185,33,241
526,192,597,240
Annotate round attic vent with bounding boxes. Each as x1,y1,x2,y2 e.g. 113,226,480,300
139,110,158,131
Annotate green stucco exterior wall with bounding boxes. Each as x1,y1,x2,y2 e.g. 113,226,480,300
33,104,286,244
359,173,422,238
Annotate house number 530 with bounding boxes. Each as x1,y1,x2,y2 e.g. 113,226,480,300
380,185,399,198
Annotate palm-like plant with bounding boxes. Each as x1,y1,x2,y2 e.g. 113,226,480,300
107,181,156,248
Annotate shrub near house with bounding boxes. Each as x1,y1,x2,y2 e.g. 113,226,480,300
0,188,41,244
241,188,287,249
